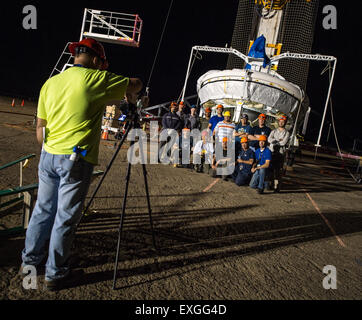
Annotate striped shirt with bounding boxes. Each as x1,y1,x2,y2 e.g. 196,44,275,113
214,121,236,142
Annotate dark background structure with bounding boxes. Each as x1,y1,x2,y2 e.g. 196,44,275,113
0,0,360,150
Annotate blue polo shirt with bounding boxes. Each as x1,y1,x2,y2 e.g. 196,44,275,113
237,148,255,173
209,115,224,132
255,147,272,166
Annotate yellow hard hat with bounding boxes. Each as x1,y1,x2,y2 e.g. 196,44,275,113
224,111,231,117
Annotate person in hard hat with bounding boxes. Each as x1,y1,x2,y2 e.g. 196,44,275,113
176,101,187,128
162,102,182,131
160,102,182,162
213,110,236,143
249,135,272,194
184,105,200,158
210,137,235,181
232,136,255,186
21,37,142,291
208,104,224,132
193,129,214,173
200,107,212,131
248,113,272,151
268,114,290,192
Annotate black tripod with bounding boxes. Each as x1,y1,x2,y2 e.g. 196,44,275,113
82,111,157,290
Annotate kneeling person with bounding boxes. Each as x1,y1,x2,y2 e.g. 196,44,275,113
233,137,255,186
210,137,235,181
249,135,271,194
193,130,214,173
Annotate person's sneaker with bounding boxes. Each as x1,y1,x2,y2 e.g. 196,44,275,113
44,269,84,291
257,188,264,194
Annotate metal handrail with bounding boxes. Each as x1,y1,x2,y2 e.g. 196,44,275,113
0,154,36,171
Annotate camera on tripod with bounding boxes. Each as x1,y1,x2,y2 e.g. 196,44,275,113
118,90,149,121
118,99,137,119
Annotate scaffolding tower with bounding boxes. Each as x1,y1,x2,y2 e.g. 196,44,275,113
226,0,319,92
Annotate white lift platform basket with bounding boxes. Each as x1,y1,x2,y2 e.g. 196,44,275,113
80,8,143,47
49,8,143,78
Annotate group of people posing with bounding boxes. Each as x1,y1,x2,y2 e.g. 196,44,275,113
161,102,291,194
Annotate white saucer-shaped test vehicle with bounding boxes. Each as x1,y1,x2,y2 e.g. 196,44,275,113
197,68,305,128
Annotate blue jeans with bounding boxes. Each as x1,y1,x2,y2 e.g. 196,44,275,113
235,171,252,186
22,150,93,281
249,168,268,190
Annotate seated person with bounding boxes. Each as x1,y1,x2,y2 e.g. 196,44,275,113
210,137,235,181
193,130,214,173
249,135,271,194
232,137,255,186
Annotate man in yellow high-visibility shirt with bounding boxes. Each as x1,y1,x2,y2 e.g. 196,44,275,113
21,38,142,291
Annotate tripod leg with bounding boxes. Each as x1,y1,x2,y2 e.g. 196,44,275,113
83,120,134,217
112,162,132,290
142,164,157,251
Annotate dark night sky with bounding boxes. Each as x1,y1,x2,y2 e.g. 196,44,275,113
1,0,361,149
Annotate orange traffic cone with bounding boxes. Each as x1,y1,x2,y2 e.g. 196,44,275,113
101,127,109,140
21,100,25,107
11,99,15,107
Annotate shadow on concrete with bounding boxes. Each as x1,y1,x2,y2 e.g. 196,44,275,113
69,207,362,289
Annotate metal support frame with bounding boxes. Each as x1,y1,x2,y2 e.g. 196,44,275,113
181,45,337,153
181,45,263,102
270,53,337,154
49,42,73,78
